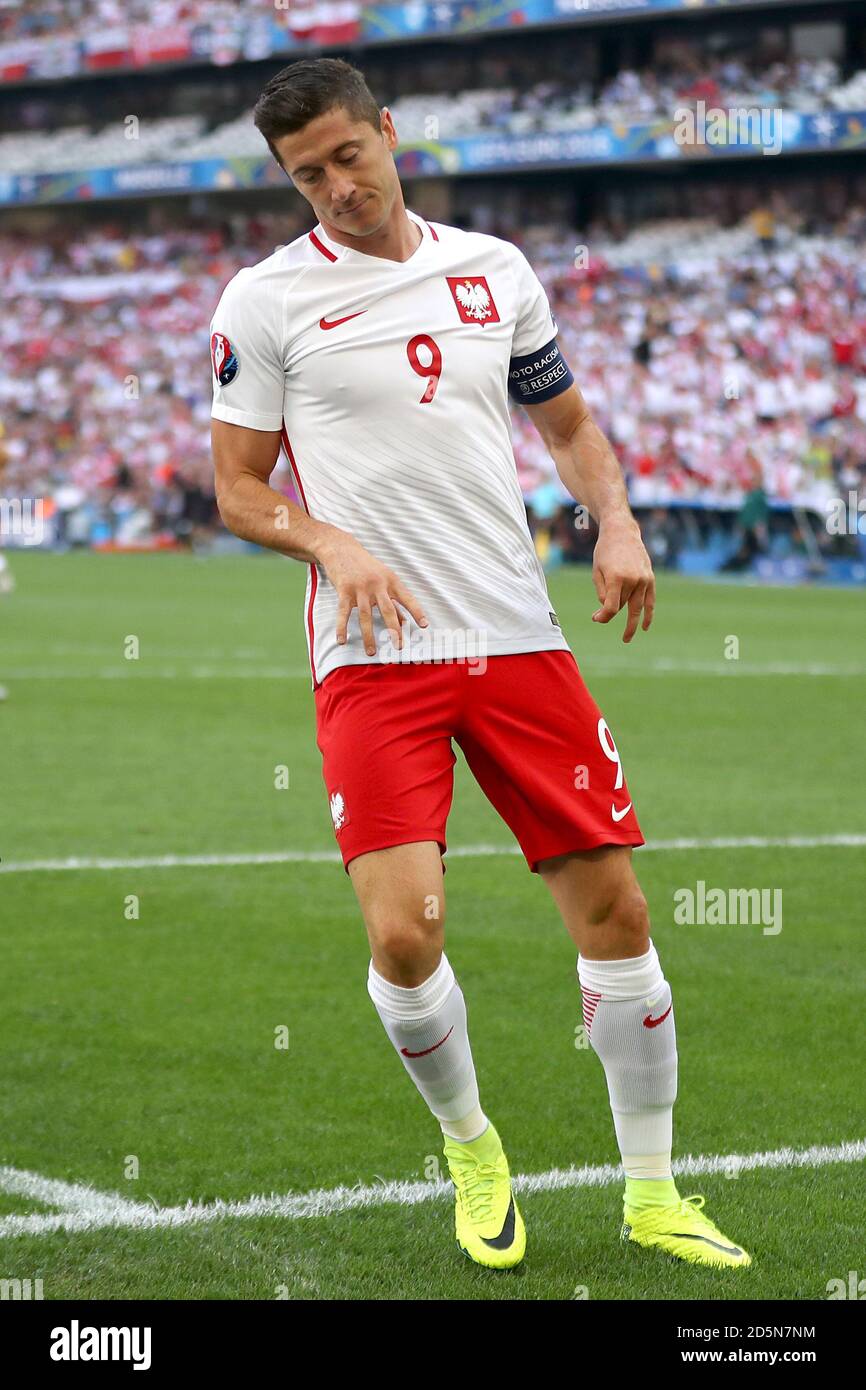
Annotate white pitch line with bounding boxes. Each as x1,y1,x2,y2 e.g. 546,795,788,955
634,659,866,678
0,1165,140,1217
0,666,309,681
2,660,866,681
0,1139,862,1240
1,834,864,876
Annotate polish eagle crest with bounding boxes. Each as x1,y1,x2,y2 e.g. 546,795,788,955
455,280,491,320
446,275,500,326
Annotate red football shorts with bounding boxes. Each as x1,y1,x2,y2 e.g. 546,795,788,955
313,649,644,874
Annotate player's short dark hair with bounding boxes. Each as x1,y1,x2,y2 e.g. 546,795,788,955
253,58,381,166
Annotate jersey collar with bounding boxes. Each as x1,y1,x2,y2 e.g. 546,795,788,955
309,208,437,267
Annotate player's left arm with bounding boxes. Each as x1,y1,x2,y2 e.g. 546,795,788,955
523,383,655,641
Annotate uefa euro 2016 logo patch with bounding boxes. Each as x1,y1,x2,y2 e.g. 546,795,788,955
446,275,500,326
211,332,240,386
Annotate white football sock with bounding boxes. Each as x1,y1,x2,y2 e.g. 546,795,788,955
577,940,678,1180
367,954,488,1141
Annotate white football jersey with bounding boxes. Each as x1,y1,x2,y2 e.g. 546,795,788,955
210,208,572,686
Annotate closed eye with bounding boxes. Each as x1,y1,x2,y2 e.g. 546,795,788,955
296,147,359,184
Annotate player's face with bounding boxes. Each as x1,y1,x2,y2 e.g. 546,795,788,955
276,106,400,237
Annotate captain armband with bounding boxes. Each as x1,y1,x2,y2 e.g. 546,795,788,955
507,337,574,405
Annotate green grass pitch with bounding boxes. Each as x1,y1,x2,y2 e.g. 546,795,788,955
0,552,863,1300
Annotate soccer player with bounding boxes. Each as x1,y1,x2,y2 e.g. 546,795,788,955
210,58,750,1272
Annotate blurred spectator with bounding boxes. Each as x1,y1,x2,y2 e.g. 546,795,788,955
1,200,864,560
640,508,681,570
721,456,770,570
2,50,865,174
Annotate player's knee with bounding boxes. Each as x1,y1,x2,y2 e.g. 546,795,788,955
368,910,445,985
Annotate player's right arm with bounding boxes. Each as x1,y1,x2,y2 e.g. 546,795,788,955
210,267,427,655
212,420,427,654
211,417,328,562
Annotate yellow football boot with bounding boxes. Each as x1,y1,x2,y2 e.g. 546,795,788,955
443,1122,525,1270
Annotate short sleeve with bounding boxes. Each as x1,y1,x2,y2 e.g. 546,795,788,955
508,244,558,358
210,269,285,432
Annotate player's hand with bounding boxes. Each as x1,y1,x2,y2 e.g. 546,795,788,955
591,516,655,642
318,531,429,656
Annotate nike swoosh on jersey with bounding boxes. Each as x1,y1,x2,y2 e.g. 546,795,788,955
319,311,367,330
611,802,633,822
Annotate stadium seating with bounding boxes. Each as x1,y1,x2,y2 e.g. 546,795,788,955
2,205,863,552
2,58,864,176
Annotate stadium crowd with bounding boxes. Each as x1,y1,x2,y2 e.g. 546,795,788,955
392,56,866,143
2,191,864,560
4,53,865,175
0,0,350,44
